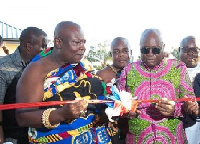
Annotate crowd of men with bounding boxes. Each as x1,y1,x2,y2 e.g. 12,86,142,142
0,21,199,144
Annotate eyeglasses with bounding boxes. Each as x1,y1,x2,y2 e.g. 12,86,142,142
71,40,86,47
140,47,161,54
180,47,200,53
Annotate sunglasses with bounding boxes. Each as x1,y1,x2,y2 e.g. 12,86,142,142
180,47,200,53
140,47,161,54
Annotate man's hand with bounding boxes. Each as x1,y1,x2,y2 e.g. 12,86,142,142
59,99,89,120
183,96,199,116
122,109,141,119
155,98,175,116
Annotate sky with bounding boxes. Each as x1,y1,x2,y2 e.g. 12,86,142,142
1,0,200,59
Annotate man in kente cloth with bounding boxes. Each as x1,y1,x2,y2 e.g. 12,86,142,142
16,21,111,144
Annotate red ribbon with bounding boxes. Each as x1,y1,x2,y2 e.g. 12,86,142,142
0,100,113,110
0,97,199,110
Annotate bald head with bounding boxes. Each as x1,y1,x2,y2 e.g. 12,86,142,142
140,29,165,69
180,36,198,48
140,29,163,47
110,37,131,69
111,37,130,50
54,21,81,38
53,21,86,64
179,35,199,68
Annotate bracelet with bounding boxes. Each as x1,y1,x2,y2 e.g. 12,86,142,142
42,108,60,129
0,121,2,126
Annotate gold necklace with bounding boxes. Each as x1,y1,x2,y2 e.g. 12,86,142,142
107,64,118,74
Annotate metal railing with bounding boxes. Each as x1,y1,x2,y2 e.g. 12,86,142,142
0,21,22,38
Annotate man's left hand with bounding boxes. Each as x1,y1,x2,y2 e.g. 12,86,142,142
183,96,199,116
155,98,175,116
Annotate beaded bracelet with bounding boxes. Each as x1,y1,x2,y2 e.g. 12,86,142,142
42,108,60,129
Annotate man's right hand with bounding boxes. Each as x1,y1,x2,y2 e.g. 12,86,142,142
60,100,89,120
122,110,141,119
183,96,199,116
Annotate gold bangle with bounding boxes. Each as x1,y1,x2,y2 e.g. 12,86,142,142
42,108,60,129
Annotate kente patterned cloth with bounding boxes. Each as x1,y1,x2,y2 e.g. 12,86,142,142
29,48,111,144
119,59,195,144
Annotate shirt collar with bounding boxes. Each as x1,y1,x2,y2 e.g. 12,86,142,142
11,46,27,67
141,59,164,71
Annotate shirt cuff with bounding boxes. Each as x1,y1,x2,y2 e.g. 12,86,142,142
173,102,184,118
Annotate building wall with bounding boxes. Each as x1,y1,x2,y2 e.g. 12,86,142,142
0,40,19,56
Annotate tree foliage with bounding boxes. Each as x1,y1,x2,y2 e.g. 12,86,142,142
171,47,179,59
86,41,112,69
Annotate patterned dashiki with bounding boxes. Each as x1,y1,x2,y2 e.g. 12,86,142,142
28,47,111,144
119,59,195,144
